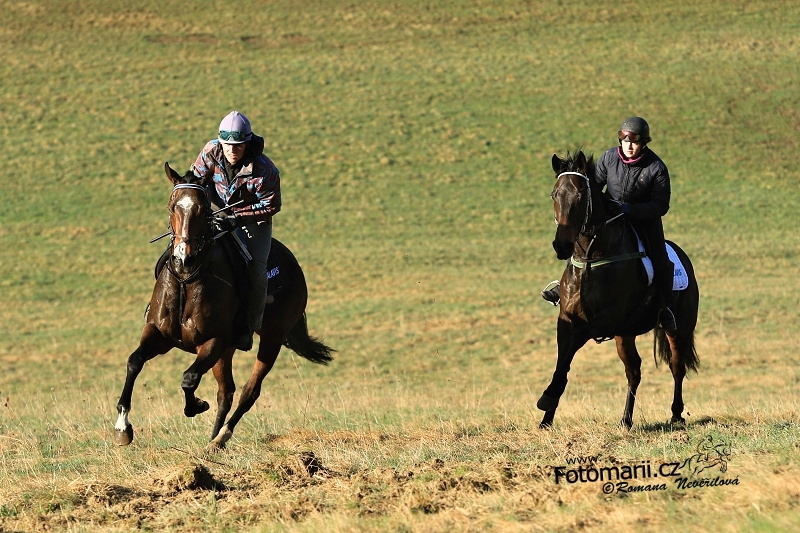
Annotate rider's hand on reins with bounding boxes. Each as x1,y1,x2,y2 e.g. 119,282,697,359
214,215,240,233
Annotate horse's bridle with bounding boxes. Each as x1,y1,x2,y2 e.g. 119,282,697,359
167,183,214,283
554,171,635,269
554,171,593,232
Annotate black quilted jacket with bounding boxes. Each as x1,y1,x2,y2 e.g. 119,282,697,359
593,146,671,220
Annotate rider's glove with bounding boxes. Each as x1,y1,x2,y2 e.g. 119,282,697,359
618,203,631,215
216,216,240,232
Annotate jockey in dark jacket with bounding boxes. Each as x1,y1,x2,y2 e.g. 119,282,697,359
191,111,281,350
542,116,678,331
595,116,677,330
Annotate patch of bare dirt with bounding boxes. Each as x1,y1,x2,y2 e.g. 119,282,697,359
0,451,556,531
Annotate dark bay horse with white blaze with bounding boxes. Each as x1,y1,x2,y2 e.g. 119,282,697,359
538,151,699,429
114,163,334,450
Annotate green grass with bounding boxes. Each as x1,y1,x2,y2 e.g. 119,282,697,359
1,0,800,531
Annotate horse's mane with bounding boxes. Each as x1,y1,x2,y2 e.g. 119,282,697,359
562,149,596,181
559,149,612,219
181,169,204,185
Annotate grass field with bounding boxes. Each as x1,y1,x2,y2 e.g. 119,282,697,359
1,0,799,531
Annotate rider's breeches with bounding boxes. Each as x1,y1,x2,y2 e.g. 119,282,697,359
238,220,272,331
634,218,675,309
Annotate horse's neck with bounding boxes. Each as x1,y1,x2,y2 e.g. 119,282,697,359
576,210,635,260
591,219,636,257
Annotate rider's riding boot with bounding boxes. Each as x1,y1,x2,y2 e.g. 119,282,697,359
657,276,677,331
231,325,254,352
658,306,677,331
244,261,271,348
541,281,560,306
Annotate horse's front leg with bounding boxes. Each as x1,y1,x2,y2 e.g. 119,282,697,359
615,335,641,429
208,341,282,451
115,324,172,445
209,349,236,441
182,339,226,418
537,318,588,429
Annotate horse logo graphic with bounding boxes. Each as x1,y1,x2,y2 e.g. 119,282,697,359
680,435,731,475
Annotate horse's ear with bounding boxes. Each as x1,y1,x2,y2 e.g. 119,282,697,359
164,162,182,185
551,154,562,173
575,151,586,169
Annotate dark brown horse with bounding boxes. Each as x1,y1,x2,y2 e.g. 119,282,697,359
538,151,699,429
114,163,334,450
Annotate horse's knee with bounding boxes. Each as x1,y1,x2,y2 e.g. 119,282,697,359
182,370,201,391
126,350,150,372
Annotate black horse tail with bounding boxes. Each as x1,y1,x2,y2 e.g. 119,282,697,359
654,327,699,372
284,313,335,365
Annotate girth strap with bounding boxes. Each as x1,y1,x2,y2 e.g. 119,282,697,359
570,251,645,269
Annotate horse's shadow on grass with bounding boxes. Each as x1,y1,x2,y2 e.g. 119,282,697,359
638,416,718,433
639,416,796,433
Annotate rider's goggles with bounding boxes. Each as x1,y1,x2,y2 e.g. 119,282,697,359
219,130,248,142
618,130,644,143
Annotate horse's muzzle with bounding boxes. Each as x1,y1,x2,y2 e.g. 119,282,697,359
172,253,200,274
553,240,572,260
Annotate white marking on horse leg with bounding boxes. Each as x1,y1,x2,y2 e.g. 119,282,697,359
210,425,233,447
115,408,130,431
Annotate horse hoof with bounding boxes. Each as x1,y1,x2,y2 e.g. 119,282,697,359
184,399,210,418
207,427,233,452
539,412,555,429
671,416,686,427
196,399,210,414
115,425,134,446
619,419,633,430
205,440,226,453
537,394,559,412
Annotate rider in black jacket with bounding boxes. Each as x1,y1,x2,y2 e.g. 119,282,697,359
542,116,678,331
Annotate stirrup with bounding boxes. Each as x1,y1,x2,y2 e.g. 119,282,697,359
658,307,677,331
541,281,560,306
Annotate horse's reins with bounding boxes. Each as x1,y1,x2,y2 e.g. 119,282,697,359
555,171,643,270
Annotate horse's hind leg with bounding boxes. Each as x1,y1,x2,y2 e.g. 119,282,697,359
615,336,642,429
208,341,282,451
210,349,236,441
115,324,171,445
665,332,688,425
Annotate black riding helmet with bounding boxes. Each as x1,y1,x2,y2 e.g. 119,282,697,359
618,116,651,144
